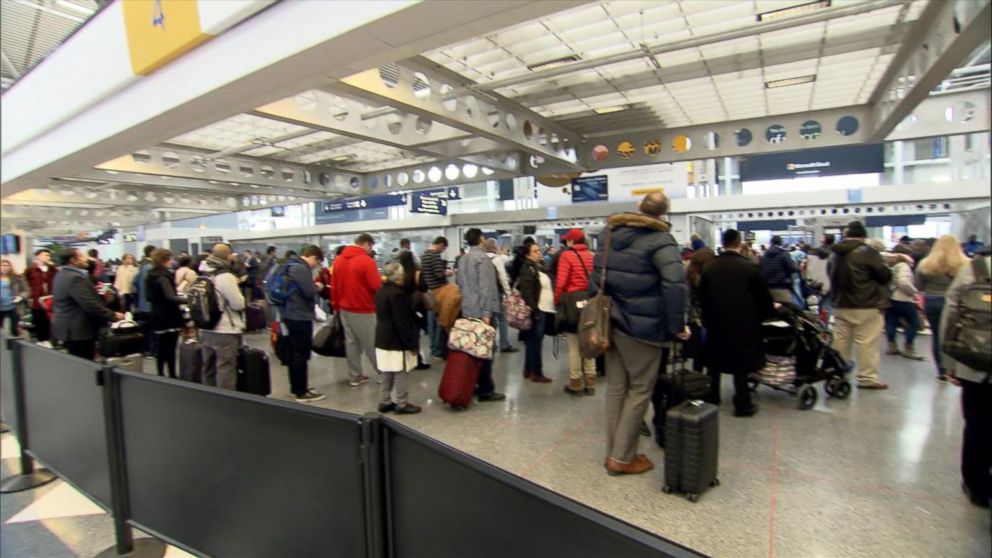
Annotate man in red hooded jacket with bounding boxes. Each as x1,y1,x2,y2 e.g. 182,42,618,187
25,249,57,345
331,233,381,387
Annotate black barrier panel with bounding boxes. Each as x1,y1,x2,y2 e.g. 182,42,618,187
19,342,112,508
0,333,18,433
116,371,368,558
382,420,705,558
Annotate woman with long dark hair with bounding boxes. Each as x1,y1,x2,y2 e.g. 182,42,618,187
686,247,717,403
516,243,551,383
0,259,27,336
145,249,186,378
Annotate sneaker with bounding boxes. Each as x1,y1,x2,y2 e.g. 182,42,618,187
477,392,506,402
349,375,370,387
900,348,925,361
294,391,326,403
378,402,397,413
35,340,53,349
858,381,889,390
395,403,422,414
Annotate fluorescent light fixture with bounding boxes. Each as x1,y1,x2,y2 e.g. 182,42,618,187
16,0,84,23
593,105,630,115
329,155,354,163
55,0,95,16
526,54,582,72
765,75,817,89
757,1,831,22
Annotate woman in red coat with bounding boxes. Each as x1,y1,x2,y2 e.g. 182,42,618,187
554,229,596,395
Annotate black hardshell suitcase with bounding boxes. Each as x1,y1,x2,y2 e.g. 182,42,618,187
236,345,271,396
179,340,204,383
663,400,719,502
245,303,267,333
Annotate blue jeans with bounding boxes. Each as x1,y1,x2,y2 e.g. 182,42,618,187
924,296,946,374
492,310,512,350
427,311,446,357
521,312,546,376
885,300,919,346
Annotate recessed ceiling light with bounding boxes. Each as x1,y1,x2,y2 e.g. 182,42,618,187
526,54,582,72
329,155,354,163
765,75,817,89
757,1,831,22
593,105,629,115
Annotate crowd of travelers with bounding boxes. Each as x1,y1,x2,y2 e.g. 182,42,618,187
0,193,987,507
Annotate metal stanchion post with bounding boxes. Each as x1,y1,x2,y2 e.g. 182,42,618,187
0,338,56,493
95,366,166,558
361,413,387,558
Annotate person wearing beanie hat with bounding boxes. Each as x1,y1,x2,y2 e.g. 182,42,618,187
828,221,893,390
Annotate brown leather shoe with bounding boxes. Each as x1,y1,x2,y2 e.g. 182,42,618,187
605,456,655,476
530,374,552,384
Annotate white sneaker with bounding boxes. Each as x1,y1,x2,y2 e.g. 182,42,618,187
35,341,53,349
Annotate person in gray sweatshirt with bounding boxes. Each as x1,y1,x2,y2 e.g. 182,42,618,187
280,245,325,403
199,244,246,390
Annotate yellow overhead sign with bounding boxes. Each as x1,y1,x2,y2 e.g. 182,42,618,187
631,188,666,196
122,0,210,76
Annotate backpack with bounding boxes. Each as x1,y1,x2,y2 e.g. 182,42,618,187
942,257,991,372
187,275,224,330
265,261,301,307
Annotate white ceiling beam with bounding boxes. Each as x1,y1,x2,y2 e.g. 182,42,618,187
0,49,21,78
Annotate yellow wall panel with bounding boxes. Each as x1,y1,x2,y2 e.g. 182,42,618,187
122,0,211,76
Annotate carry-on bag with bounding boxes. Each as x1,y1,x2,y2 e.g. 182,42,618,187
245,302,267,333
504,290,533,331
104,353,144,373
663,400,719,503
99,317,144,358
438,349,483,409
178,340,203,383
579,228,613,359
667,343,712,400
236,345,271,396
312,313,347,358
942,255,992,372
447,318,496,360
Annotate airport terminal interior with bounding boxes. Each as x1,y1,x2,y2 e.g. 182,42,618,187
1,0,990,557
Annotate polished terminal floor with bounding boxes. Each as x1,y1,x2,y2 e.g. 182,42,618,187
2,332,989,558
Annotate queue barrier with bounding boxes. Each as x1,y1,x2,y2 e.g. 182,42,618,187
0,333,705,558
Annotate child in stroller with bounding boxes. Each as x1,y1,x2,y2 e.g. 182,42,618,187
751,302,852,409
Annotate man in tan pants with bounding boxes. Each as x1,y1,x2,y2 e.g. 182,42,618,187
827,221,892,389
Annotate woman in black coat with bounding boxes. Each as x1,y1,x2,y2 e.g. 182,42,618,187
698,231,776,417
145,249,187,378
397,251,430,370
374,262,422,414
516,243,551,383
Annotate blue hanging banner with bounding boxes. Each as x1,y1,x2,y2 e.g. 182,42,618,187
571,175,609,203
410,193,448,215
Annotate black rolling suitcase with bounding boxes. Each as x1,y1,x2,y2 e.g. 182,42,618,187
662,400,719,502
179,340,203,383
236,345,271,396
245,303,267,333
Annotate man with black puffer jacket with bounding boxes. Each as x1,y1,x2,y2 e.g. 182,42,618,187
760,235,798,304
829,221,892,390
589,193,688,477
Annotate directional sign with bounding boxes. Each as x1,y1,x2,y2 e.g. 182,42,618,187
411,193,448,215
321,194,407,214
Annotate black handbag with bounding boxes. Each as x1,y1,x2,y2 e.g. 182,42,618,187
99,318,144,357
312,313,346,357
555,249,591,334
668,343,712,400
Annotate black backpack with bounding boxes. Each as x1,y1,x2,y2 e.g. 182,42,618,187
188,274,226,330
942,256,991,372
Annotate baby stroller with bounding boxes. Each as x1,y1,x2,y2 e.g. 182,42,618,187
749,302,852,410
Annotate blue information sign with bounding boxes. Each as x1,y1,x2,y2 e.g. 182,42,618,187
571,175,609,203
411,193,448,215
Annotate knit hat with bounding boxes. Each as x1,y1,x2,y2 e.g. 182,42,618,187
562,229,584,243
845,221,868,239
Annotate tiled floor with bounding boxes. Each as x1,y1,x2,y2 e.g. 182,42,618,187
2,332,989,558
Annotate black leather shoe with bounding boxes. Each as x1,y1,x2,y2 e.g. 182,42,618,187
500,346,520,353
415,363,431,370
478,392,507,402
734,404,759,417
378,402,397,413
395,403,422,414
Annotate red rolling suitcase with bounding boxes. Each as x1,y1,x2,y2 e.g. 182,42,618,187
438,349,482,410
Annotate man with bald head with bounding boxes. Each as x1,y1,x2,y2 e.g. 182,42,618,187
198,243,246,389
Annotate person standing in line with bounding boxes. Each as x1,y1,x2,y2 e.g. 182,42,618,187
805,235,834,316
258,245,279,321
174,254,198,297
881,243,924,360
961,234,984,258
684,247,717,403
457,228,506,402
398,238,420,266
699,231,775,418
331,234,381,387
939,247,990,508
242,249,259,302
421,236,451,360
25,249,57,346
145,249,186,379
51,248,124,360
554,229,596,395
281,245,326,403
87,249,106,284
828,221,893,390
516,243,552,383
483,238,519,354
916,234,970,382
589,193,687,476
0,259,28,336
396,250,430,370
132,245,157,357
760,235,799,304
374,262,423,414
198,244,246,390
114,254,139,311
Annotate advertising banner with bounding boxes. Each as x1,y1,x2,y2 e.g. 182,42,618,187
571,175,609,203
740,144,885,181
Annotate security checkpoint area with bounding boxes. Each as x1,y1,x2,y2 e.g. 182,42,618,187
1,1,990,557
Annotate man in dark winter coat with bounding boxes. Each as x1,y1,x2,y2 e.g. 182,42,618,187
699,229,776,417
589,192,687,477
760,235,798,303
52,248,124,360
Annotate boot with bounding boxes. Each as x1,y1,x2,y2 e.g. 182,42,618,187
901,345,925,361
564,377,584,395
886,342,900,355
583,374,597,395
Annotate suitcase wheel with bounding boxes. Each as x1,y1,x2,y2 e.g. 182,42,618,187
662,485,673,494
710,478,720,487
686,493,699,503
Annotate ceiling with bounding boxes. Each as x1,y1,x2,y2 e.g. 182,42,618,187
1,0,989,236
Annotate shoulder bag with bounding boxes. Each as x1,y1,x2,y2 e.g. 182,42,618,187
448,317,496,360
556,249,591,333
578,229,613,359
